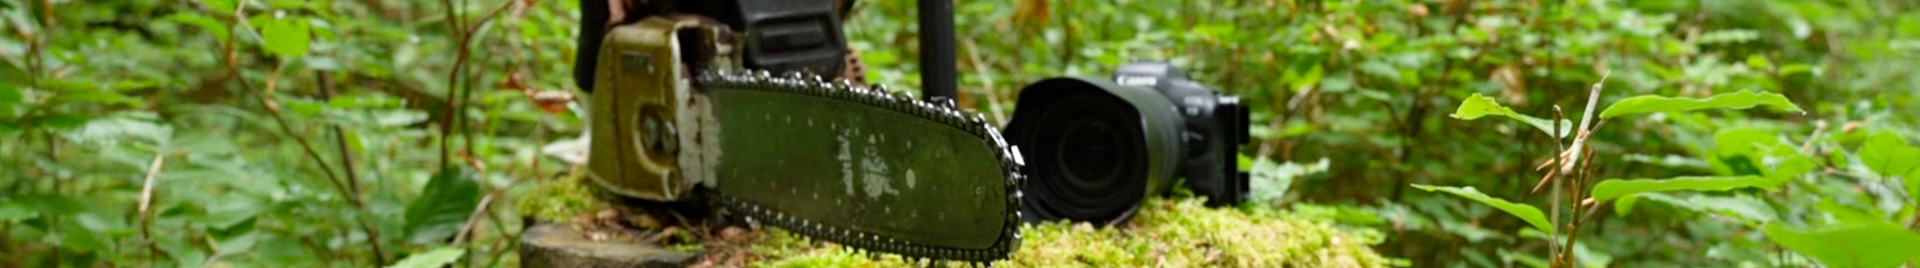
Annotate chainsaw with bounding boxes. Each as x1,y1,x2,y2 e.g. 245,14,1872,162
579,0,1025,263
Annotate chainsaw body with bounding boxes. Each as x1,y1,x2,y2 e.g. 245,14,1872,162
583,0,1025,262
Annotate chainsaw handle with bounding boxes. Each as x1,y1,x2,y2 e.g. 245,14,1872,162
917,0,958,103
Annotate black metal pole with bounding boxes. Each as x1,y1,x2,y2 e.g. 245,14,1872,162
917,0,958,103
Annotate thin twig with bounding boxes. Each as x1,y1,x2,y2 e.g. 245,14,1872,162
1547,103,1568,265
452,194,497,245
138,152,167,266
226,3,385,263
439,0,517,168
250,65,352,204
318,72,363,196
1560,70,1610,174
961,38,1008,124
1800,120,1828,155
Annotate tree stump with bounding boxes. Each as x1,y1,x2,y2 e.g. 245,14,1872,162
519,222,701,268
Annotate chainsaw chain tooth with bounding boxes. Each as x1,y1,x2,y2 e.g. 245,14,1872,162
695,69,1024,263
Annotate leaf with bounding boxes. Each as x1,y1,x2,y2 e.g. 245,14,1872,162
1637,193,1777,225
1248,158,1330,206
1697,29,1761,44
19,193,86,216
1410,184,1553,233
1859,132,1920,179
1764,222,1920,268
1450,93,1573,138
1588,175,1782,202
1613,194,1639,217
385,247,467,268
404,167,482,244
55,220,109,253
201,0,238,15
164,13,230,43
0,201,36,222
1598,90,1804,119
260,17,311,58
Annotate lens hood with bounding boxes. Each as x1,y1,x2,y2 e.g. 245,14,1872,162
1004,77,1184,226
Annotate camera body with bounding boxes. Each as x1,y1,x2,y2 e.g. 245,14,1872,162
1004,61,1250,225
1113,62,1251,208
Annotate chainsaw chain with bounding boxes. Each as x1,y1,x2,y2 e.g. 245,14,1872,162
693,69,1027,264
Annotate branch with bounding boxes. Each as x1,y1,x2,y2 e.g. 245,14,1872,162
961,38,1008,124
318,72,363,195
226,3,385,263
137,152,167,266
1560,70,1610,175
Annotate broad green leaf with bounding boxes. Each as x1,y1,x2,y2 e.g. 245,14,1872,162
1637,193,1777,225
201,0,238,15
1248,157,1330,206
1411,184,1552,233
1859,132,1920,179
1588,176,1780,202
1764,222,1920,268
1817,200,1887,225
0,201,36,222
0,81,19,104
1450,93,1573,138
164,13,230,43
53,220,109,253
19,194,86,216
385,247,466,268
1613,194,1639,217
404,167,482,244
1598,90,1803,119
260,17,312,57
1711,129,1817,180
256,234,319,267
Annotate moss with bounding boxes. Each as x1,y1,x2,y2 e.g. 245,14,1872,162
511,174,609,224
747,198,1392,268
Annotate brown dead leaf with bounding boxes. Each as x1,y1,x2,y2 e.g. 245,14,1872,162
530,90,574,114
1013,0,1050,27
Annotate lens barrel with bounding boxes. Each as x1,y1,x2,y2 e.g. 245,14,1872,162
1005,77,1184,225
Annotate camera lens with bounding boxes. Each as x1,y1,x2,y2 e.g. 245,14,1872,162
1005,77,1183,226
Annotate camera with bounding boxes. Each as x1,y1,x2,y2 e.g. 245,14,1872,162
1003,61,1250,225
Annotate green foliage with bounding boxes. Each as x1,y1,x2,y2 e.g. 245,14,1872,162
1450,93,1572,138
1409,185,1551,233
1763,222,1920,268
1859,132,1920,180
1598,90,1804,119
258,16,311,57
404,167,482,244
1246,157,1329,207
1587,176,1780,202
386,247,468,268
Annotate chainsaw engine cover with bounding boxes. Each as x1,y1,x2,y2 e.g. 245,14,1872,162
588,17,736,201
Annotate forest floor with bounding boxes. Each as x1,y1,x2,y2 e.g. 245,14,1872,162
513,175,1392,268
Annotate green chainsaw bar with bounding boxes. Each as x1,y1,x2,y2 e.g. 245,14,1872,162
586,17,1024,263
698,70,1024,262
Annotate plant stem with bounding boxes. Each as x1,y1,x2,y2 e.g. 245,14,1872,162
137,151,168,265
318,72,363,195
440,0,463,169
1560,70,1609,175
440,0,515,169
